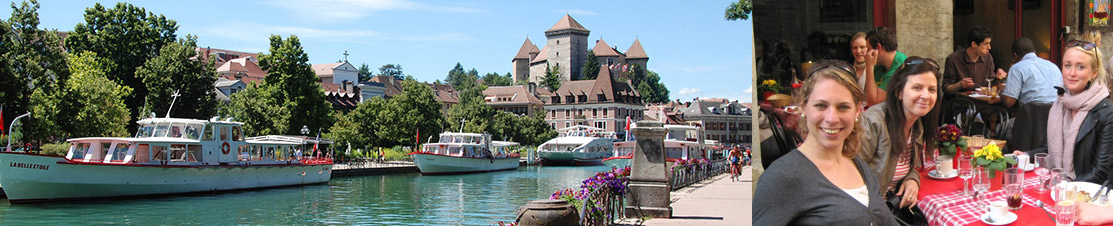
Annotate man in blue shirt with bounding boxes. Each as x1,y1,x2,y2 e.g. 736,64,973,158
1001,37,1062,108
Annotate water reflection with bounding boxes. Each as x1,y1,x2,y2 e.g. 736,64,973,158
0,165,609,225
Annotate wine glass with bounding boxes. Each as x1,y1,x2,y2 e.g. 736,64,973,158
958,155,974,196
1034,153,1050,192
973,167,992,208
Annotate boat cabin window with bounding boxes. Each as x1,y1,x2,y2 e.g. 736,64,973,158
153,125,170,137
170,126,182,138
203,124,215,141
110,143,130,161
185,125,201,140
232,126,242,141
151,145,169,161
220,126,229,141
70,143,90,160
137,126,153,138
448,146,463,156
665,147,684,159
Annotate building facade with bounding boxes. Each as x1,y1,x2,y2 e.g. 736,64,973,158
542,69,643,138
483,85,545,116
680,99,752,146
513,15,649,85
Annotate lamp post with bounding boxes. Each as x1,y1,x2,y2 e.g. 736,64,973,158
6,112,31,152
301,125,309,136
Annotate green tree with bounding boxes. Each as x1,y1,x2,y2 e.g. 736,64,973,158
220,84,289,136
65,2,179,127
358,63,373,82
581,51,600,80
517,108,557,146
37,52,133,138
135,35,218,120
637,69,671,103
725,0,753,21
2,0,70,142
444,62,469,89
325,97,383,150
481,72,513,86
378,64,404,80
257,35,334,135
372,80,444,147
542,65,563,91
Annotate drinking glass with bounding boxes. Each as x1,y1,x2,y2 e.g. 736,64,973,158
1034,153,1050,192
973,167,992,208
1055,199,1078,226
1049,168,1071,203
1005,168,1024,210
958,155,975,196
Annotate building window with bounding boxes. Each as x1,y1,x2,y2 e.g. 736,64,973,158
565,109,570,119
608,59,614,65
578,109,583,117
603,108,608,117
551,123,556,129
592,108,598,118
552,96,560,104
598,94,606,102
550,110,555,118
565,122,571,128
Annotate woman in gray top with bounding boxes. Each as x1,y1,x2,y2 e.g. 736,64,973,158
754,60,897,226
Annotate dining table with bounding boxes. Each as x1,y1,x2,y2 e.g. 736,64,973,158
916,167,1113,226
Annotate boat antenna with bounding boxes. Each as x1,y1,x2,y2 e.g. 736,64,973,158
165,89,181,118
458,118,467,133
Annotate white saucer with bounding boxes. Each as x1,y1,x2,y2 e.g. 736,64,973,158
980,212,1017,225
1020,164,1034,171
927,170,958,180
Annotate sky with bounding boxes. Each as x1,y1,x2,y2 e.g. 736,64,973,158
3,0,754,103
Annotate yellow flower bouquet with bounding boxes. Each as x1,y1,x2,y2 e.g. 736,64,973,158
972,142,1016,178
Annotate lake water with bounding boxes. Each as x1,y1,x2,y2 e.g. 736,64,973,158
0,165,611,225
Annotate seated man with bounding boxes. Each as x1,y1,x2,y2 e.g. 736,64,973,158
1001,37,1062,108
944,26,1007,97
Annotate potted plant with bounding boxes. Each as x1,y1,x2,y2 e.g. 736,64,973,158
937,124,967,157
758,79,784,100
973,141,1016,190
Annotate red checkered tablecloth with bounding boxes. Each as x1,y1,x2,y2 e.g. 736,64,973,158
916,170,1113,226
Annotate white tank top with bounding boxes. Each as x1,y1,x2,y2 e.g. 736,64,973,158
843,185,870,207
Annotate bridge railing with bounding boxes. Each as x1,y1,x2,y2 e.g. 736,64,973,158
669,159,728,190
578,182,627,226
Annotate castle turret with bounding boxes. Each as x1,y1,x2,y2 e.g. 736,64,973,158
544,14,590,81
625,38,649,70
512,38,541,84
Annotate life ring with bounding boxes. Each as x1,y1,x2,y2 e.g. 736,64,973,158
221,142,231,154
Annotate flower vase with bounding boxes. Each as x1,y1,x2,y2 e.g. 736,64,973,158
762,91,775,101
990,170,1003,190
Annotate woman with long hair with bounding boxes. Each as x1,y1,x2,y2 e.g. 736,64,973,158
1014,40,1113,183
857,56,941,219
850,32,871,93
754,60,897,225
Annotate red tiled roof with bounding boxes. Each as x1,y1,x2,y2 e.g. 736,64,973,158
312,62,345,78
592,39,622,57
216,57,268,81
196,47,259,65
546,14,590,33
513,38,541,60
530,45,549,64
626,39,648,59
483,85,544,106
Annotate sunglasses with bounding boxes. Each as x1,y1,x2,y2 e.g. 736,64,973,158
903,57,939,70
808,61,855,77
1067,40,1098,50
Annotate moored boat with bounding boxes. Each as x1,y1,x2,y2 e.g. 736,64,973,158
536,126,615,166
603,125,711,168
0,116,333,203
410,132,520,175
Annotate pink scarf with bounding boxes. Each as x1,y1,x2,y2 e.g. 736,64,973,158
1047,83,1110,179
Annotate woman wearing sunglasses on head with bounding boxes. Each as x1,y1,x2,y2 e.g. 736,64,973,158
1012,40,1113,184
857,56,941,223
753,60,897,226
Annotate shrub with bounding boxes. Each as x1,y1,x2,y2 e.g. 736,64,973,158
41,142,70,156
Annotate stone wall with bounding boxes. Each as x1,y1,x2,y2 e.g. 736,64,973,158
896,0,954,65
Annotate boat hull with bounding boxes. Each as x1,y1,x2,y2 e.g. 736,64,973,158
0,152,332,203
538,150,609,166
602,156,631,168
410,153,519,175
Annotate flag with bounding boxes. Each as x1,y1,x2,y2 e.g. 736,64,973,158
1,105,4,136
313,130,321,157
625,116,632,141
416,127,421,146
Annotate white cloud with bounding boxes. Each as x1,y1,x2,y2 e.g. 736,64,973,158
266,0,485,21
677,87,702,96
558,9,600,16
743,86,752,94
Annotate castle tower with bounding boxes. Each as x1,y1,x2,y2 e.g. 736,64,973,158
512,38,541,84
625,38,649,71
543,14,590,81
592,38,625,68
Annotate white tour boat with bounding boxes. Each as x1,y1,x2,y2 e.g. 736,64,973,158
536,126,616,166
0,116,333,203
410,132,520,175
603,125,711,168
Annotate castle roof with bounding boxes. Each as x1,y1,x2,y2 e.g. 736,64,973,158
513,38,541,60
546,14,590,33
548,66,641,105
530,45,550,64
592,39,622,57
483,85,544,106
626,39,648,59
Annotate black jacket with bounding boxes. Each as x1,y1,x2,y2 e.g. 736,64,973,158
1027,98,1113,184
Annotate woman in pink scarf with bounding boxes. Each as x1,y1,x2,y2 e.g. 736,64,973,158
1014,40,1113,184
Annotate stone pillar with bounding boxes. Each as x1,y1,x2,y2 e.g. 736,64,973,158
895,0,953,65
624,121,672,218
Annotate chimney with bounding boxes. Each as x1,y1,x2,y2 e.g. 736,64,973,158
528,83,536,94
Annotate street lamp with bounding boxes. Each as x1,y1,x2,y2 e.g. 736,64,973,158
301,125,309,136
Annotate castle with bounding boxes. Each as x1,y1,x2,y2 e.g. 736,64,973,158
512,14,648,85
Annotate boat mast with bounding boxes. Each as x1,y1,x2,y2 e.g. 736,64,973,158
458,118,467,133
165,89,181,118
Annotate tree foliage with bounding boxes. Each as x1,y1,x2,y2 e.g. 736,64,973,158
30,52,131,139
371,80,444,147
725,0,753,21
2,0,70,142
481,72,513,87
636,68,670,103
542,64,563,91
358,63,373,82
65,2,179,126
219,84,288,137
325,97,383,149
444,62,481,90
581,51,600,80
257,35,334,135
378,64,404,80
135,35,218,120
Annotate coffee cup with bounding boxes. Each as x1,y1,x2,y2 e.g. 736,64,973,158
936,155,954,175
985,201,1009,220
